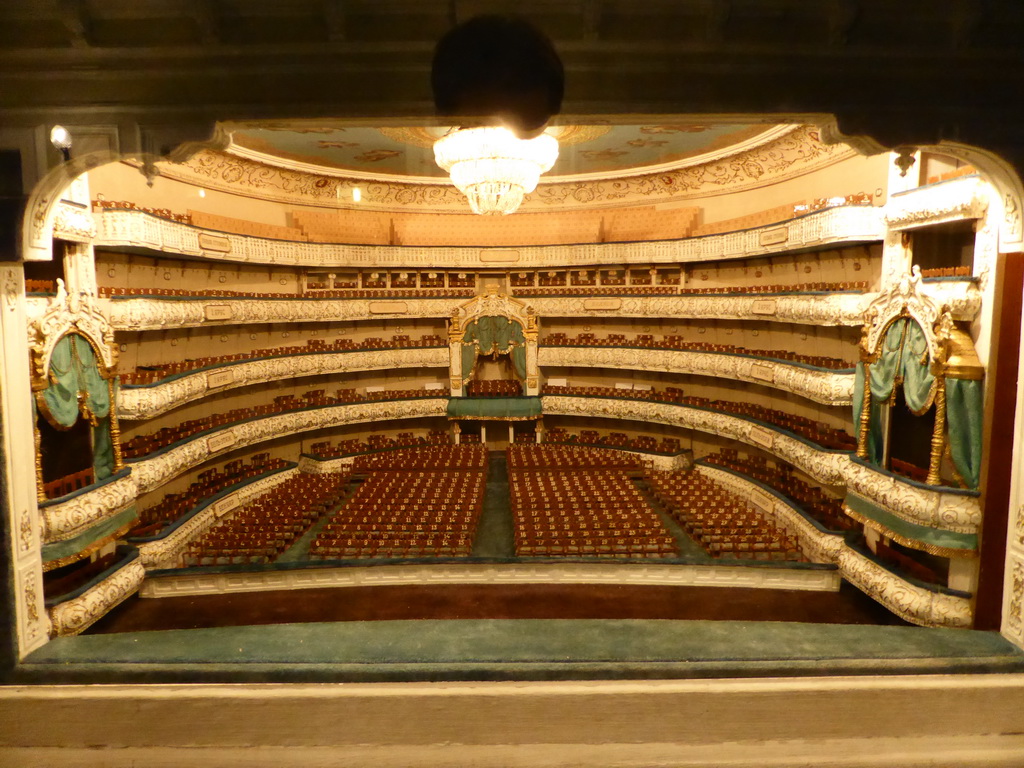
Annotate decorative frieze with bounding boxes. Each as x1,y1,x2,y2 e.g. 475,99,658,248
119,347,449,419
52,202,97,243
38,472,136,544
48,556,146,637
94,204,884,270
538,347,854,406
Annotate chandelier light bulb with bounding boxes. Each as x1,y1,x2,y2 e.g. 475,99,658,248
434,126,558,215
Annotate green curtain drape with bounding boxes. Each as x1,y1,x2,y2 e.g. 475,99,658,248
867,318,935,411
854,362,884,464
39,333,115,480
947,377,983,489
461,316,527,381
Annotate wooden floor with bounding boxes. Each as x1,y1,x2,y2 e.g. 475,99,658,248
88,581,906,634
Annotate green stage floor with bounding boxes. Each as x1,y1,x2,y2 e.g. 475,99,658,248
20,619,1024,683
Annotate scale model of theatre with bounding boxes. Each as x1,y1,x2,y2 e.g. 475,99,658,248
7,121,1018,660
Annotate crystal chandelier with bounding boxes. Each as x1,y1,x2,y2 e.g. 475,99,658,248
434,126,559,215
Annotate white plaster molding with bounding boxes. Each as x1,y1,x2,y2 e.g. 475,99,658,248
837,546,972,629
539,346,855,406
104,296,465,331
543,395,980,536
129,398,448,494
118,347,449,420
842,460,981,534
38,472,137,544
139,560,840,599
94,204,884,270
525,292,869,327
698,464,971,628
28,282,117,378
886,175,989,231
47,556,146,637
136,467,299,569
920,279,983,323
52,202,97,243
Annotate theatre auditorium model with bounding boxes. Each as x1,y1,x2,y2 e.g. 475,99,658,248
8,120,1023,678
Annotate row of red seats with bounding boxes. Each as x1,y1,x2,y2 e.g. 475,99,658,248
542,332,854,370
307,430,452,460
541,428,681,456
122,387,441,459
134,454,288,533
42,467,95,501
702,449,855,532
507,444,645,471
93,198,193,224
353,445,487,471
542,386,856,451
466,379,523,397
298,287,476,298
123,334,447,385
646,468,805,562
184,471,350,566
508,445,677,559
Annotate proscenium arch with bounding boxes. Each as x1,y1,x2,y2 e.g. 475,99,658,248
5,111,1024,662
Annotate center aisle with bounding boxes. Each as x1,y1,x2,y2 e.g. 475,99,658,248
471,452,515,559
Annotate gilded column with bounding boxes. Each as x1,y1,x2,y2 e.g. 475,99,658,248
927,376,947,485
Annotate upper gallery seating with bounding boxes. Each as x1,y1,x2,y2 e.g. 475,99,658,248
122,333,447,385
308,445,487,559
101,284,475,300
646,468,805,561
691,201,806,236
507,444,677,558
466,379,523,397
92,198,193,224
131,454,288,536
513,280,868,298
542,332,855,370
541,385,856,451
122,387,441,459
291,205,700,247
925,164,976,185
188,210,309,242
184,471,351,566
25,279,57,294
919,266,973,278
702,449,854,532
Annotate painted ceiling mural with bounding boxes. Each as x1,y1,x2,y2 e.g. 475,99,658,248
228,123,777,180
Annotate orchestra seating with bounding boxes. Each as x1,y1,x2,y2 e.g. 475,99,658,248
42,467,95,500
507,444,678,559
646,468,805,561
466,379,523,397
132,454,287,534
307,430,452,460
308,445,487,559
541,385,856,451
702,449,855,532
542,332,855,370
184,471,351,566
122,333,447,385
122,387,440,459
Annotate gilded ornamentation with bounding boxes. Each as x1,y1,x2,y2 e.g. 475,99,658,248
1006,561,1024,642
159,125,853,212
860,267,950,364
48,557,146,636
27,280,118,386
17,509,33,555
539,346,854,406
118,347,449,419
1,266,20,312
94,203,884,271
39,472,136,543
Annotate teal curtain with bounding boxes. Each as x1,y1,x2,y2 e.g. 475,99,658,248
447,396,542,420
461,316,527,381
901,319,935,414
39,333,115,481
854,362,884,464
947,378,984,489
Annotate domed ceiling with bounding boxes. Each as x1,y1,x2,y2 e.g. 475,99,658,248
227,122,783,182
